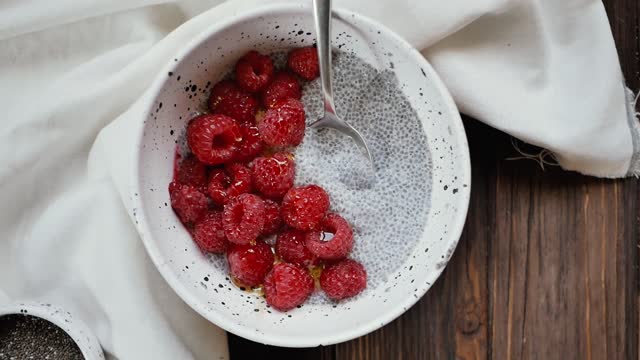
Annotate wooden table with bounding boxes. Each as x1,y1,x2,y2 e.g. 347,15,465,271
228,1,640,358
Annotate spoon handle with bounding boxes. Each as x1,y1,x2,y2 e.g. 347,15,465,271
313,0,337,117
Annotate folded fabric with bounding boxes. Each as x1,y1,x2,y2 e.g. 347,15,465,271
0,0,636,359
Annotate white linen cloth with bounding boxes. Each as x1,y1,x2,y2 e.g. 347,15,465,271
0,0,637,359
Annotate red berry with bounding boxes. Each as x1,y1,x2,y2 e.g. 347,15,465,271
281,185,330,230
261,71,301,108
193,211,228,253
262,200,282,236
257,98,306,147
187,114,241,165
276,229,317,267
235,51,274,93
222,194,265,245
175,155,208,191
169,181,209,226
234,124,264,163
207,163,252,206
208,80,258,124
264,263,314,311
227,240,274,287
320,259,367,300
287,47,320,80
250,152,295,200
305,213,354,260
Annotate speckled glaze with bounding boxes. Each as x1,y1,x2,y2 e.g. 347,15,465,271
132,4,470,347
0,302,105,359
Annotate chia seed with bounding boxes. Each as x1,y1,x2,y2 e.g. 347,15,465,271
0,314,84,359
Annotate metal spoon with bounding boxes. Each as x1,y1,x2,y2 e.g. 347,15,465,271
310,0,373,164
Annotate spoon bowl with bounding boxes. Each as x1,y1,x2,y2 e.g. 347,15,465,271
309,113,373,163
311,0,373,163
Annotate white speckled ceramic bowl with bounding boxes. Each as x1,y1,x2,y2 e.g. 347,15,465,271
132,3,470,347
0,302,105,359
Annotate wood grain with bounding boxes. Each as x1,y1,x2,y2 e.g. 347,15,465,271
228,0,640,358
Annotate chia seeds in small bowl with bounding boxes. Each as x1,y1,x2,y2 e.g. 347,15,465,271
0,302,104,360
0,314,84,359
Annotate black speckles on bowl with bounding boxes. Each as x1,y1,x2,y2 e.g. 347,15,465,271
132,4,470,347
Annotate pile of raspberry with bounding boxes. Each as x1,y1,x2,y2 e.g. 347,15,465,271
168,48,367,311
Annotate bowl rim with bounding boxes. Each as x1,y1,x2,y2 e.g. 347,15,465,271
0,301,105,359
132,2,471,347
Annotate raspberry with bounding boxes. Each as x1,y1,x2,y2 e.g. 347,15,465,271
264,263,314,311
320,259,367,300
275,229,317,267
175,155,208,191
257,98,306,147
169,181,209,226
208,80,258,124
233,124,264,163
250,152,295,199
235,51,274,93
227,240,274,287
187,114,241,165
222,193,265,245
207,163,252,206
262,200,282,236
305,213,354,260
193,211,228,253
261,71,301,108
287,47,320,80
281,185,330,230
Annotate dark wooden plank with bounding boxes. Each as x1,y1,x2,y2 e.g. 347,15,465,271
227,334,334,359
489,163,639,360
